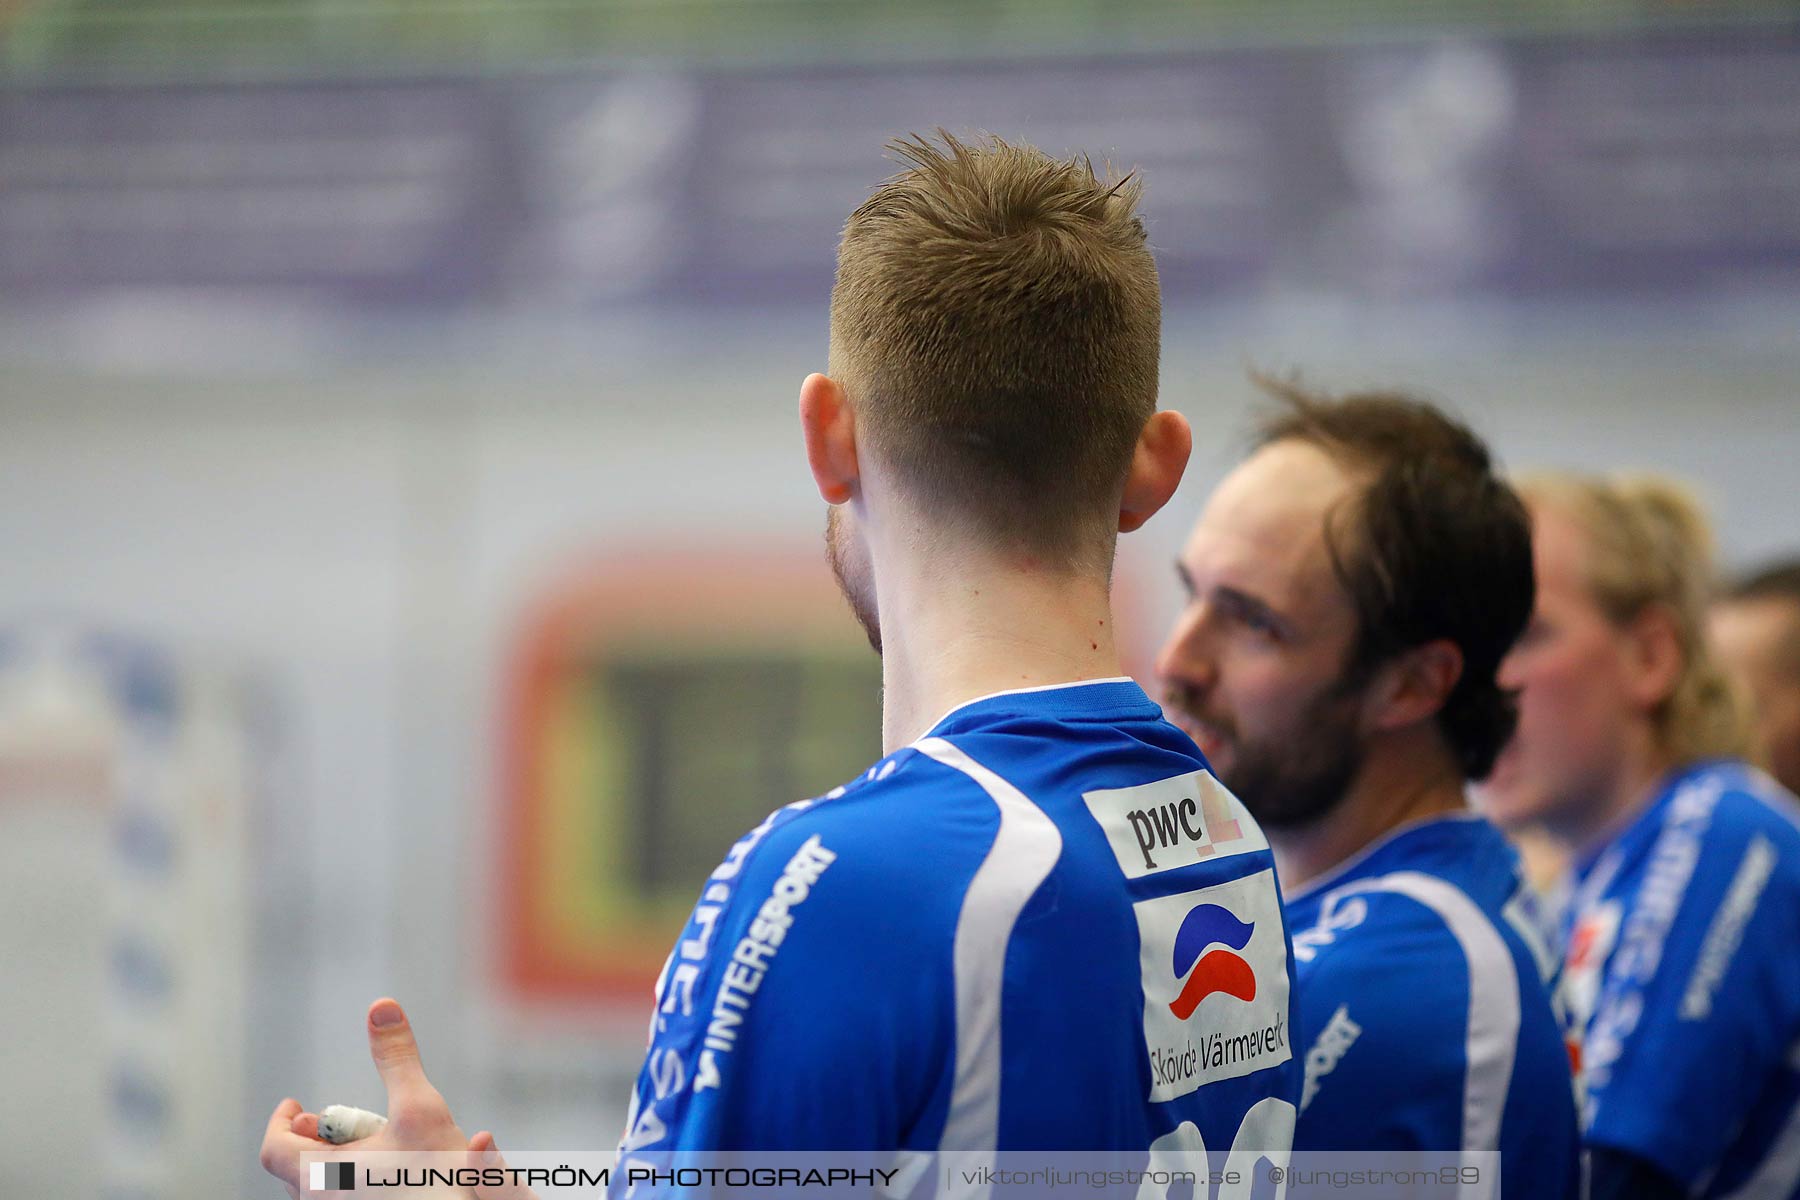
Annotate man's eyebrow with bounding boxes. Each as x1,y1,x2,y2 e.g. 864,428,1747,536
1215,584,1292,634
1172,566,1289,633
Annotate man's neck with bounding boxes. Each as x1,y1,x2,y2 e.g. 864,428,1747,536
1269,729,1469,895
873,548,1124,752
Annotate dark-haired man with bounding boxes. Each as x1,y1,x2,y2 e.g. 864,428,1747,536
1156,381,1578,1198
1713,558,1800,798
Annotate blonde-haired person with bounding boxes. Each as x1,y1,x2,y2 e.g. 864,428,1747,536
1478,473,1800,1200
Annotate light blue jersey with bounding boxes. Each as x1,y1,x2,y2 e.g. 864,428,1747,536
1561,760,1800,1198
617,679,1300,1164
1284,813,1581,1200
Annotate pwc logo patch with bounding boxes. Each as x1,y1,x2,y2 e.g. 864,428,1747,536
1084,769,1268,880
1135,869,1291,1101
1169,904,1258,1019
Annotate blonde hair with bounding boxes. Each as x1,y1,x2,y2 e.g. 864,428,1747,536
1519,472,1754,765
830,131,1161,567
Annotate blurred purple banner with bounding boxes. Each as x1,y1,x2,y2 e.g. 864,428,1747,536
4,31,1799,310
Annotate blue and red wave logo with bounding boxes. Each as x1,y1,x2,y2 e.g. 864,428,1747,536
1169,903,1257,1020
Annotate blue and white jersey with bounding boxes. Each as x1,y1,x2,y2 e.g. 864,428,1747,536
617,678,1300,1164
1561,760,1800,1198
1284,813,1581,1200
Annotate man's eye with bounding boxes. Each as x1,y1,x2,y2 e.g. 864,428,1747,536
1239,609,1281,639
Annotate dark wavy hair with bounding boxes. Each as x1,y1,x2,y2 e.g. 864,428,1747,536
1252,376,1535,780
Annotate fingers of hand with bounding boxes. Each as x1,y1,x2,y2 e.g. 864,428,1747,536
466,1131,538,1200
266,1097,302,1138
367,997,437,1110
290,1112,323,1141
259,1098,307,1183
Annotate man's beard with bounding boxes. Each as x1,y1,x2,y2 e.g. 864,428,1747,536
1164,677,1367,831
825,507,881,655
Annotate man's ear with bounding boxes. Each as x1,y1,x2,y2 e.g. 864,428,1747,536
1119,410,1193,534
799,372,859,505
1365,639,1464,734
1622,604,1684,713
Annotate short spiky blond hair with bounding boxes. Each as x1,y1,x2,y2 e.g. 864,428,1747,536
829,131,1161,567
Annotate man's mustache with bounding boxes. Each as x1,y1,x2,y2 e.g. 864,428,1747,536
1161,685,1234,742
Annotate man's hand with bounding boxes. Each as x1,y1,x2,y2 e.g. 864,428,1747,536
258,998,473,1198
466,1131,539,1200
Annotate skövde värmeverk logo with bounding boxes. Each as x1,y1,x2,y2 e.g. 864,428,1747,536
1168,903,1257,1020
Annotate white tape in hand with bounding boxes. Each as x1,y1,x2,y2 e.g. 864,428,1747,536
317,1105,387,1144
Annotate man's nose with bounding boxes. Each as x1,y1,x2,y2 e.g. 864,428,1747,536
1156,605,1218,695
1496,648,1525,691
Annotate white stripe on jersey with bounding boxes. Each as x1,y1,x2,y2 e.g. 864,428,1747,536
914,738,1065,1169
1330,870,1521,1200
1501,894,1558,986
1745,765,1800,833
